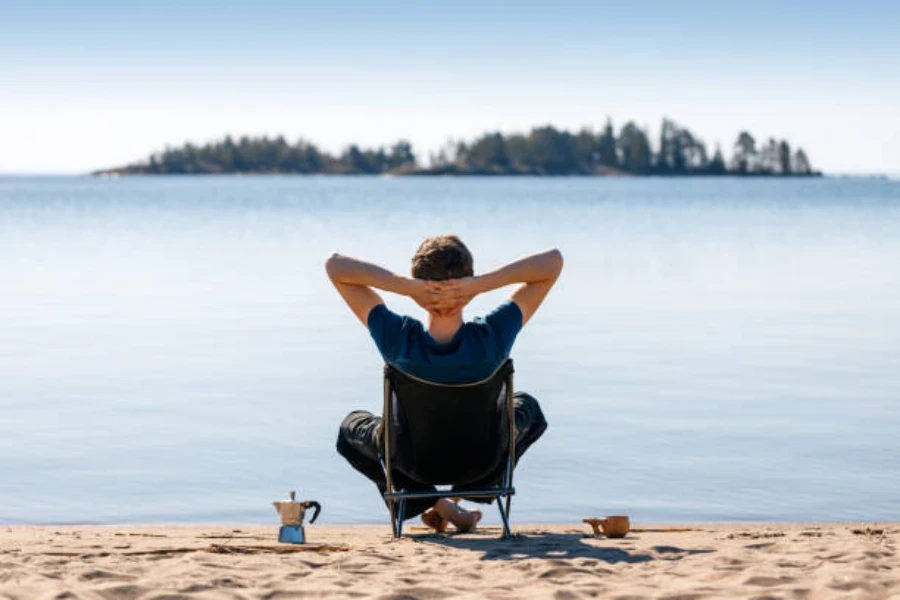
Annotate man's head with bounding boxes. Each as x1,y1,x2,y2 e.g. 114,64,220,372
411,234,474,281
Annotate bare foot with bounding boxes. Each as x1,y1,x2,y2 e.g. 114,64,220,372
421,509,449,533
453,508,482,533
433,499,483,533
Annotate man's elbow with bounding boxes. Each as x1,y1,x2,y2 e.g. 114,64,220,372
548,248,564,277
325,252,343,280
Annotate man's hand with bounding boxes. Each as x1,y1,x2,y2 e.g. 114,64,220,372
428,278,480,317
408,279,446,314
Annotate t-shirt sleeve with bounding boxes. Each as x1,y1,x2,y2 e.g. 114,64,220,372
483,300,524,357
367,304,404,362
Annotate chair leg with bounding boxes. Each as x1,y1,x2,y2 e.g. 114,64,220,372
396,499,406,537
496,495,512,539
388,500,400,538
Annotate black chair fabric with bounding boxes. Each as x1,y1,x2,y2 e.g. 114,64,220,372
384,359,514,487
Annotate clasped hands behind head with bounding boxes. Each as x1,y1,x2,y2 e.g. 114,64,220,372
410,278,479,318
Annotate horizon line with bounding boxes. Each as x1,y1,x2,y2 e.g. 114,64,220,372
4,171,899,179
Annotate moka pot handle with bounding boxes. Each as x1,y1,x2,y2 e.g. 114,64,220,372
303,501,321,524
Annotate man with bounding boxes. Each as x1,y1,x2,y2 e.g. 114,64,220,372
329,235,562,532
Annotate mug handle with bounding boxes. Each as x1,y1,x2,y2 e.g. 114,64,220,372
304,501,321,524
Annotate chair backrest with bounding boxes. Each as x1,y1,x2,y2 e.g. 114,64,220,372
383,359,514,487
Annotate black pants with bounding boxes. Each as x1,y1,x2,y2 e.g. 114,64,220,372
336,391,547,521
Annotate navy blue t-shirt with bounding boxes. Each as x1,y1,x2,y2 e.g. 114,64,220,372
367,300,523,384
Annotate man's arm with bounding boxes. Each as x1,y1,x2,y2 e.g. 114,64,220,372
325,253,437,325
440,249,563,325
477,249,563,325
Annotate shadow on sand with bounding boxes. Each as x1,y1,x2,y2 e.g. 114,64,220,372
407,530,715,564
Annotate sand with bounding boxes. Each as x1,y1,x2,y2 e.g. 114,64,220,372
1,523,897,599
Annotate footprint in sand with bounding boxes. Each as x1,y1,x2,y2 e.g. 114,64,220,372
283,571,311,580
744,575,796,587
378,587,452,600
96,584,149,600
828,580,874,593
299,559,326,569
775,560,808,568
744,542,776,550
539,566,607,579
80,570,136,582
817,551,852,563
368,552,403,564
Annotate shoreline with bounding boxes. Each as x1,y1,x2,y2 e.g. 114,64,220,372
3,522,896,598
89,169,825,178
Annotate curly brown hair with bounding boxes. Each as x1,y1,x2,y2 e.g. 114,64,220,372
411,234,474,281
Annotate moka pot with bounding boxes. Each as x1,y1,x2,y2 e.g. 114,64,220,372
273,491,321,544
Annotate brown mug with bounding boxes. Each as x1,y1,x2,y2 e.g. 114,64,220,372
584,516,630,538
600,516,630,538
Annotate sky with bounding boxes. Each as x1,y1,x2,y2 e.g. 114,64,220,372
1,0,898,175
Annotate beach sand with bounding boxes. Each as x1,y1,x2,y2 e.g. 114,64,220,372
1,523,896,599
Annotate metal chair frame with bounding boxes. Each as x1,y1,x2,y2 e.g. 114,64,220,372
380,360,516,538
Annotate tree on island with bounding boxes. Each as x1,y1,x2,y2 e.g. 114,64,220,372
793,149,812,175
731,131,757,174
778,141,792,175
96,119,820,177
618,122,653,174
709,145,727,175
598,118,619,169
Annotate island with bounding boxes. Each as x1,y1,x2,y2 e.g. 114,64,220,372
94,118,820,177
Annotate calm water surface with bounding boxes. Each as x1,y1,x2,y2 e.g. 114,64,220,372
1,175,898,525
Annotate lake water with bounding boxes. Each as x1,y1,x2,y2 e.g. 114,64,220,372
1,175,898,526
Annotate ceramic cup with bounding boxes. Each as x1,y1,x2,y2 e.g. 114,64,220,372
600,516,630,538
583,516,631,538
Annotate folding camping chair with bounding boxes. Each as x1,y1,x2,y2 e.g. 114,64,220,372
380,359,516,538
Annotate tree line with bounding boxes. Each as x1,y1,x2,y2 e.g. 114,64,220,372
97,118,818,176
